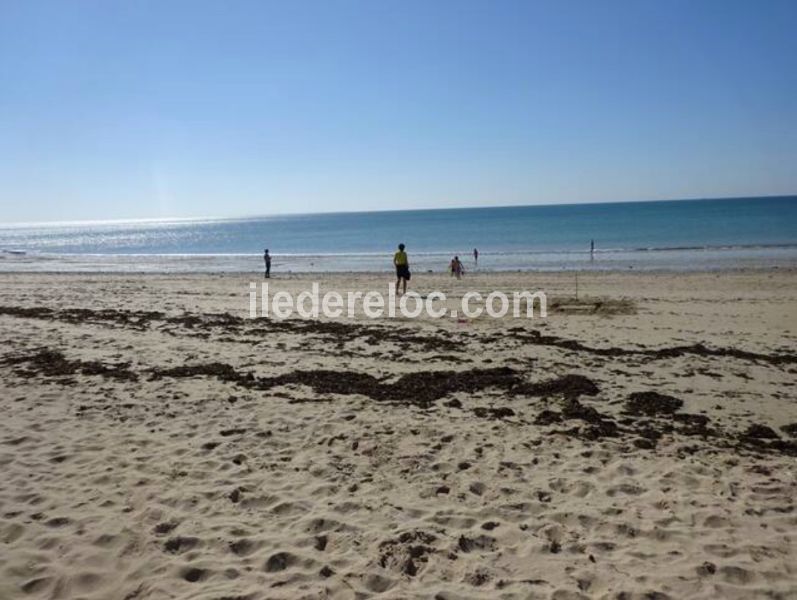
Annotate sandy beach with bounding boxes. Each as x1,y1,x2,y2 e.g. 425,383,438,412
0,270,795,600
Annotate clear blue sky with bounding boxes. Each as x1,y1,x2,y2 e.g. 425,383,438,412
1,0,795,223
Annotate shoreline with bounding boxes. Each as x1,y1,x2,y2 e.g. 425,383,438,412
1,265,797,276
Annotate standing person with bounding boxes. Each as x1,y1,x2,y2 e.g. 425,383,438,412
263,249,272,279
393,243,410,294
473,248,479,265
450,256,464,279
590,239,595,260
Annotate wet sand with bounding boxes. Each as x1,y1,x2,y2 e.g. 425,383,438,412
0,270,795,599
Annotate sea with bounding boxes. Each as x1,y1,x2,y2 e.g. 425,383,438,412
1,196,796,273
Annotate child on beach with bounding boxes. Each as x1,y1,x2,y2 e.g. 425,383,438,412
394,243,410,294
450,256,464,279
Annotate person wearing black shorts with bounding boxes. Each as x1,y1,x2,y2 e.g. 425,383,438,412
393,243,410,294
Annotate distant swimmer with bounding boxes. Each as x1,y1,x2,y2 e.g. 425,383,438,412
450,256,465,279
473,248,479,264
394,243,410,294
264,248,271,278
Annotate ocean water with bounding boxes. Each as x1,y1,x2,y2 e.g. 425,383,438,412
1,196,796,273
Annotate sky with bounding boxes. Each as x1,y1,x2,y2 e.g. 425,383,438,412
1,0,796,223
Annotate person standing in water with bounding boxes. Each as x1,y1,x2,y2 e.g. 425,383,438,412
590,239,595,260
393,243,410,294
263,249,272,279
473,248,479,265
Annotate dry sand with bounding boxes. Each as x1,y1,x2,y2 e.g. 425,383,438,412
0,270,796,600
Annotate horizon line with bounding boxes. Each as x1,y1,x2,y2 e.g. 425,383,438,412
1,193,795,228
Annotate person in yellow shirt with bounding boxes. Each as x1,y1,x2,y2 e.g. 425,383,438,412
393,243,410,295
